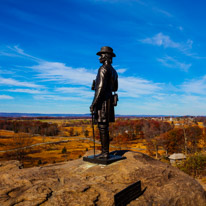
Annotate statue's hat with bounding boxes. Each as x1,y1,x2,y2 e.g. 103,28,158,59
96,46,116,57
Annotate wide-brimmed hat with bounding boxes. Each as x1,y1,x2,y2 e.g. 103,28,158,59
96,46,116,57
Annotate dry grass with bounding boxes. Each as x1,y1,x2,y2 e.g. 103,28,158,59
0,127,102,168
25,139,100,167
0,125,155,167
62,125,94,138
0,130,14,137
0,118,172,167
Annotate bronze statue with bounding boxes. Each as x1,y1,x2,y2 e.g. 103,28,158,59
90,46,118,159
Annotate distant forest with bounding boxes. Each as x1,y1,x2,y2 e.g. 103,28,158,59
0,120,59,136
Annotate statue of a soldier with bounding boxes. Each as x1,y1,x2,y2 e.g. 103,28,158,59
90,46,118,160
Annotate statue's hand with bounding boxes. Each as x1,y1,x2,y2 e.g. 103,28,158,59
90,105,94,113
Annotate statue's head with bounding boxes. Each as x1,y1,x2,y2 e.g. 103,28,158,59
96,46,116,64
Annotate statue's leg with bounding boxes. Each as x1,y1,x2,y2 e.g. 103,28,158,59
98,122,109,159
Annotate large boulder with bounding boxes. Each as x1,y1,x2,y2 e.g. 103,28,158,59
0,151,205,206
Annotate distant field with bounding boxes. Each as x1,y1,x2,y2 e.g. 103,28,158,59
0,129,100,167
0,119,150,168
1,117,206,191
1,117,205,168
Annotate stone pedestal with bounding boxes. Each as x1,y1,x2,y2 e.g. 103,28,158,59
83,154,126,165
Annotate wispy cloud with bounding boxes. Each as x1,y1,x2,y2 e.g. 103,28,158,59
0,51,20,57
0,77,42,88
0,95,14,100
157,56,191,72
31,61,96,86
140,33,193,54
1,45,165,100
141,32,180,48
116,68,127,74
55,87,93,98
92,0,172,18
181,75,206,95
118,77,162,98
0,69,14,74
0,45,41,61
0,77,43,88
152,7,172,17
5,89,45,94
12,45,42,61
33,61,163,98
33,95,84,101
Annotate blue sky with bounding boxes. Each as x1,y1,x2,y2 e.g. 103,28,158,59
1,0,206,115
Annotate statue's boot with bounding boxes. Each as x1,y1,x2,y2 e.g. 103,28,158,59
98,123,109,159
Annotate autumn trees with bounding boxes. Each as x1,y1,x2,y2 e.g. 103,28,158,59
185,126,202,153
158,128,184,155
1,117,205,160
158,126,203,155
177,153,206,177
109,118,205,157
110,119,144,142
109,119,172,157
0,120,59,136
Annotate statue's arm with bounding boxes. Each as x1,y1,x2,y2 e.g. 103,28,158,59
91,67,107,107
114,75,118,92
113,71,118,92
91,80,95,90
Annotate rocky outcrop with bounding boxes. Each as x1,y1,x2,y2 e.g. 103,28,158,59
0,150,205,206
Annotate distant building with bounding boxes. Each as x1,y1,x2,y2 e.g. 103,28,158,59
169,153,186,164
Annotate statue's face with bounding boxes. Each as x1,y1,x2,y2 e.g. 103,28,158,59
99,53,106,63
99,53,113,64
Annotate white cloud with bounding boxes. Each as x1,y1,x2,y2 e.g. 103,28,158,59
31,61,96,86
33,60,162,99
118,92,206,116
116,68,127,74
0,69,14,74
0,45,41,61
0,77,42,88
180,94,199,103
152,7,172,17
55,87,93,98
141,33,180,48
0,95,14,100
33,95,84,101
157,56,191,72
0,46,165,100
181,75,206,95
30,60,163,99
6,89,45,94
0,51,19,57
9,45,41,61
0,45,166,102
177,94,206,114
118,77,162,98
141,33,193,55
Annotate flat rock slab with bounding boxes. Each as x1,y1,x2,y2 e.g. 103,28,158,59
0,151,206,206
83,154,126,165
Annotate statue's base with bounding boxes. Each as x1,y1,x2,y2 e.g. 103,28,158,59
83,154,126,165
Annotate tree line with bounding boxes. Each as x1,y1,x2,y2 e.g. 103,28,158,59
107,118,206,157
0,120,59,136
